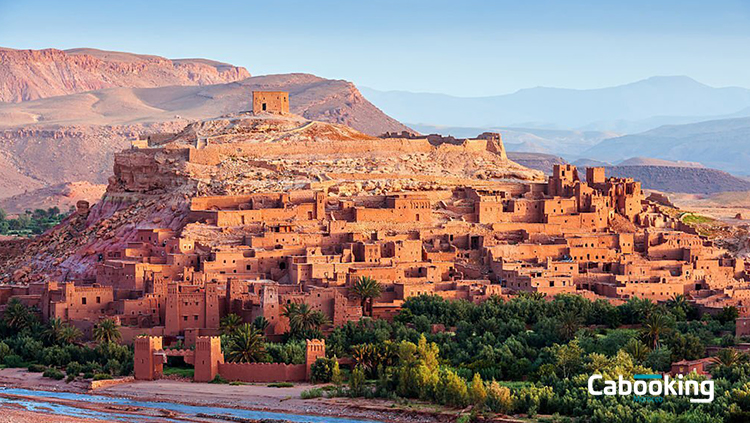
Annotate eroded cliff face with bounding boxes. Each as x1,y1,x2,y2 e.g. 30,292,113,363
0,47,250,102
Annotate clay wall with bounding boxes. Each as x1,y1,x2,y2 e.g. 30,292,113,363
218,362,307,382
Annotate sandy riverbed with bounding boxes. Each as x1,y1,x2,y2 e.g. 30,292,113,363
0,368,452,423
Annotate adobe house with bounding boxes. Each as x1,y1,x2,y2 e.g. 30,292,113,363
252,91,289,114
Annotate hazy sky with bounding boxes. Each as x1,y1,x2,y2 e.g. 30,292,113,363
1,0,749,96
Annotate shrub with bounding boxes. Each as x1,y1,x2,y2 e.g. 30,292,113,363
162,367,194,378
267,382,294,388
0,341,10,362
43,368,65,380
210,374,229,384
349,366,366,397
93,373,113,381
435,368,469,408
310,357,336,383
83,372,94,379
66,361,82,377
3,354,24,368
66,374,76,383
486,381,515,414
300,387,324,399
229,381,246,386
27,363,47,372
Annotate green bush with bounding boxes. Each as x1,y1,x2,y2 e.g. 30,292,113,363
3,354,24,368
229,381,246,386
65,374,76,383
27,363,47,372
83,372,94,379
267,382,294,388
0,341,10,362
43,368,65,380
300,387,324,399
162,366,194,378
93,373,113,381
66,361,82,377
210,374,229,384
309,357,336,383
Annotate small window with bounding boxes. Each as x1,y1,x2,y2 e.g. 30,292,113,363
82,298,87,305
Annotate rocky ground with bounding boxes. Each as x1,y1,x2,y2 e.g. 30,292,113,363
0,369,452,423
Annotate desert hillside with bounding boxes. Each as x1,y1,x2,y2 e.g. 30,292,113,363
0,49,412,202
0,47,250,102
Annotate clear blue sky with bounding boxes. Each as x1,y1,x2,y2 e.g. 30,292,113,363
1,0,749,96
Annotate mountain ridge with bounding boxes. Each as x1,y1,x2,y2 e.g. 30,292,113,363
0,46,251,103
362,76,750,133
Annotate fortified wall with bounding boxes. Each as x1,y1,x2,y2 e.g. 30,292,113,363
134,336,325,383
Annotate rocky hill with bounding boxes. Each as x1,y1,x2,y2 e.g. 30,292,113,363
0,181,107,214
0,71,411,200
0,47,250,102
0,113,539,282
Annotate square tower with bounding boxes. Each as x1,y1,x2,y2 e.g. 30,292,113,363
253,91,289,114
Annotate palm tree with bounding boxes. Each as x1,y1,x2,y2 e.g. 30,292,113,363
43,318,82,345
282,303,330,338
59,324,82,345
713,348,747,367
43,318,66,345
93,318,121,344
225,323,266,363
3,298,33,331
643,313,669,349
220,313,243,335
252,316,270,333
559,310,581,340
667,294,688,311
351,344,375,372
351,276,383,317
623,338,650,364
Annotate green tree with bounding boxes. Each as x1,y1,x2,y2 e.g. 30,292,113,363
282,303,329,339
623,338,650,364
349,365,366,396
3,299,35,331
220,313,242,335
643,313,669,349
225,323,266,363
351,276,383,317
331,358,343,386
93,318,121,344
436,368,469,407
252,316,270,333
714,348,747,367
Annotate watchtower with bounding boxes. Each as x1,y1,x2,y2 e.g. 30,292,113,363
194,336,224,382
305,339,326,380
586,167,606,186
253,91,289,114
134,336,163,380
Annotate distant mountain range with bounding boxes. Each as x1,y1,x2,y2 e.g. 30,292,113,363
583,117,750,175
362,76,750,133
